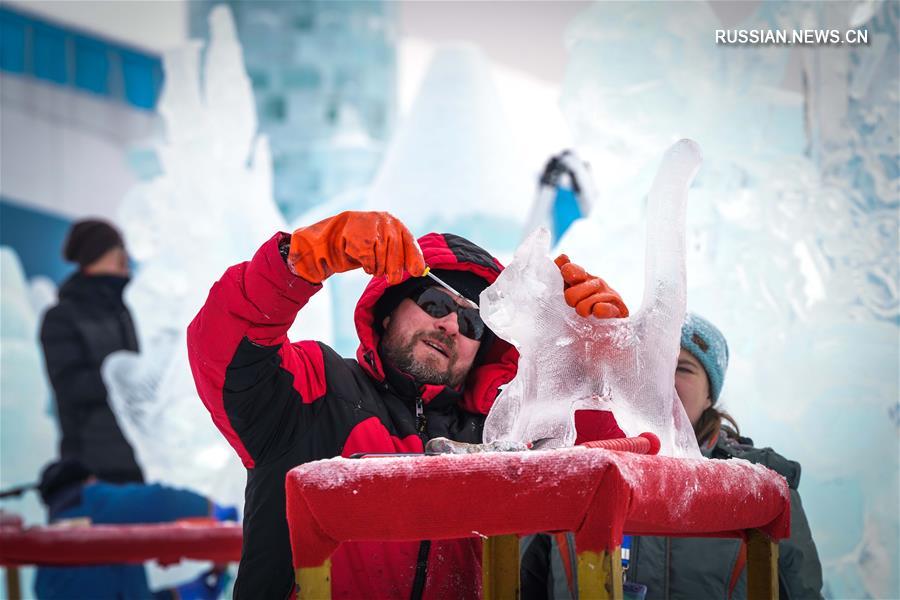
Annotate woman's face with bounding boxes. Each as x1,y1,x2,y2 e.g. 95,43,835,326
675,348,712,426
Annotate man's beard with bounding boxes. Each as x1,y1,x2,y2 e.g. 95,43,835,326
380,330,464,388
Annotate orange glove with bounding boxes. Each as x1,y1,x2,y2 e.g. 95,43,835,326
288,211,425,285
554,254,629,319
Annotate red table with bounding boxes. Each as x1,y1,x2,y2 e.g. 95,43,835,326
0,519,242,599
286,446,790,599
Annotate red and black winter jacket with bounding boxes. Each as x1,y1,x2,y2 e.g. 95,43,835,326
187,231,519,599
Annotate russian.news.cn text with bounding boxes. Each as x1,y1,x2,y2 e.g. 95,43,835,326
716,29,868,46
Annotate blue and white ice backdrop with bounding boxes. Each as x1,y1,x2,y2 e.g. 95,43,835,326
1,2,897,598
557,2,898,598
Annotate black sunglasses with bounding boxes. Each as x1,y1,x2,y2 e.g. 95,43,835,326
410,287,486,341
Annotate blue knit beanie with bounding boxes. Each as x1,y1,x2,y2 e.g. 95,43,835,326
680,313,729,403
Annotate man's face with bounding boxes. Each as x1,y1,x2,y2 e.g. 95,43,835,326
84,246,130,277
380,287,482,388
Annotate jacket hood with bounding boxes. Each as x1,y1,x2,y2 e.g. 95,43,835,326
354,232,518,416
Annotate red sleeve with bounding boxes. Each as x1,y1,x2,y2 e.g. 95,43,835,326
461,344,519,415
187,233,327,468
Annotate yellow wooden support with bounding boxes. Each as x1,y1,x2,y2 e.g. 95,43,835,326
296,559,332,600
482,534,520,600
577,548,623,600
747,529,779,600
5,567,21,600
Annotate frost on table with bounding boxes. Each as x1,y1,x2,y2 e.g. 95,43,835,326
481,140,702,458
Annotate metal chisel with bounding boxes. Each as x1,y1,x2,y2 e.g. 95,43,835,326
422,267,480,310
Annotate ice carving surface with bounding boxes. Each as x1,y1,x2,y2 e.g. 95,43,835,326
482,140,702,458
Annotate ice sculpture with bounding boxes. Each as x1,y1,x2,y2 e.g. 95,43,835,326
101,6,333,519
0,247,57,600
363,44,532,253
482,140,702,458
0,247,58,511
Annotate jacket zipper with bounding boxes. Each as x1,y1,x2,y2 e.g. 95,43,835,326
410,539,431,600
410,392,430,598
415,397,426,435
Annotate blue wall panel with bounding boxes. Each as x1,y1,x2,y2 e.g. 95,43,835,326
33,23,68,84
0,5,162,111
73,36,109,95
0,10,27,73
0,199,75,285
121,51,161,110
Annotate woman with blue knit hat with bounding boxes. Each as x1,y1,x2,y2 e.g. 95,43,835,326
676,312,735,448
522,313,824,600
623,313,824,600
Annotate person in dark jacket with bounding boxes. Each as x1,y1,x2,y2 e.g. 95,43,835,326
521,313,824,600
187,211,628,599
40,219,143,483
34,458,234,599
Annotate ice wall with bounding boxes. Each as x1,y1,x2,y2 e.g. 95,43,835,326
103,6,333,511
297,44,535,357
188,0,396,221
0,247,57,511
0,247,56,600
558,2,898,597
364,44,532,251
482,141,701,457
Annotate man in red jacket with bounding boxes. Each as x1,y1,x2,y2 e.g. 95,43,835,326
187,211,627,599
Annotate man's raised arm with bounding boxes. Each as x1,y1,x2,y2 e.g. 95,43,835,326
186,231,324,468
186,212,425,468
